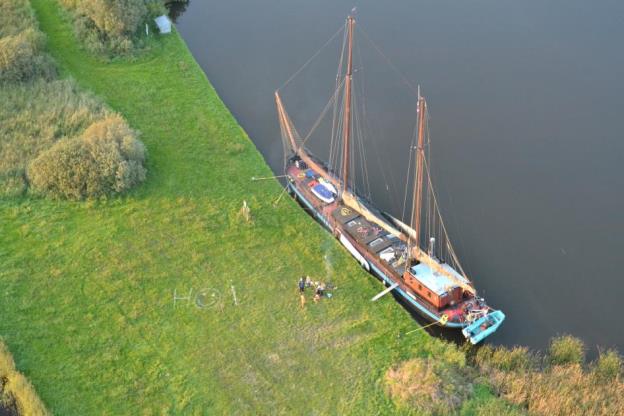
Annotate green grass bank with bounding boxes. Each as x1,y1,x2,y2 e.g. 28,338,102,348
0,0,502,414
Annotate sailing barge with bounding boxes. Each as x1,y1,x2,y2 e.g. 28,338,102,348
275,15,504,343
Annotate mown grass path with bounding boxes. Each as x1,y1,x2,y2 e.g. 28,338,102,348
0,1,484,414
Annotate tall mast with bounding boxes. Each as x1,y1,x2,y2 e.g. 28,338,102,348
341,15,355,193
411,90,427,250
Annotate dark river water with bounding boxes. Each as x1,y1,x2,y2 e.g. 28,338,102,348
174,0,624,354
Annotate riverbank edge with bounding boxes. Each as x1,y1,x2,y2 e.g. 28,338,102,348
10,0,506,414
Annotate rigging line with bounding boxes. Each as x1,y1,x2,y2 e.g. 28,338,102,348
352,85,361,193
427,105,473,278
426,108,432,244
367,106,404,211
384,150,404,215
353,36,371,199
368,124,401,213
330,26,348,162
402,113,419,222
353,87,371,199
426,159,432,244
351,58,372,200
438,206,442,259
277,23,345,92
422,155,470,279
288,76,345,168
359,119,372,200
332,96,345,171
330,88,345,171
302,77,346,143
359,97,403,212
352,39,402,211
357,24,419,97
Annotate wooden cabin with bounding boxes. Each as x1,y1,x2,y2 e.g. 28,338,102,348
403,263,463,309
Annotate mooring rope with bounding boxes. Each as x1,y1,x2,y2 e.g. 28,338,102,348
405,314,449,335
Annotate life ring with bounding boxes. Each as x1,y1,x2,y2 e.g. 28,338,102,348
439,314,449,326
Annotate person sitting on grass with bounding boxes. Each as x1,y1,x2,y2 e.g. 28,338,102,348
314,284,323,303
298,276,306,293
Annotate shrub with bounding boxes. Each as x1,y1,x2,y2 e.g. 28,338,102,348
593,349,622,382
61,0,158,55
0,342,16,377
0,0,148,201
78,0,147,38
0,0,39,37
463,397,525,416
0,0,56,84
146,0,168,20
165,0,189,22
0,339,49,416
473,341,624,416
28,115,146,199
548,335,585,366
487,363,624,416
474,345,535,373
385,357,473,415
0,79,110,196
0,30,56,83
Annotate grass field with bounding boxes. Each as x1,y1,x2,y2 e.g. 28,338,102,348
0,1,500,414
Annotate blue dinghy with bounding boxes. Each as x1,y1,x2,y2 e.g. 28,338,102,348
462,310,505,344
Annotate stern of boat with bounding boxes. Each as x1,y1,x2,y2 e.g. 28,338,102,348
462,310,505,344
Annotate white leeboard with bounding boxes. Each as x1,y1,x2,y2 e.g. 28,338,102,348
371,282,399,302
339,234,370,271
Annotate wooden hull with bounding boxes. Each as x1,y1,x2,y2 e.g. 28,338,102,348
285,159,484,329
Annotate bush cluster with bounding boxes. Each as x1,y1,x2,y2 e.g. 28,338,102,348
28,115,146,199
385,357,473,415
388,336,623,415
594,349,622,382
0,79,111,196
474,345,535,372
0,339,49,416
0,0,148,199
548,334,585,366
60,0,167,55
472,336,624,416
165,0,190,22
0,0,56,83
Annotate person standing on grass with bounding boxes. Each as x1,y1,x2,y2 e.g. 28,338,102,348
299,276,307,309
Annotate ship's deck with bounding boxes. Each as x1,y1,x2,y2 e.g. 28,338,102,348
286,161,485,326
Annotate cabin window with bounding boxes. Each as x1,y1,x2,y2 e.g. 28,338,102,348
347,220,357,227
418,284,422,290
427,292,432,298
369,237,384,247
